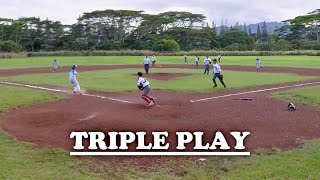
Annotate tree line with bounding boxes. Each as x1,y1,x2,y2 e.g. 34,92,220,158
0,9,319,53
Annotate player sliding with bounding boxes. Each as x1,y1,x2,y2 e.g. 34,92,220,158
69,65,82,94
212,59,227,88
137,72,156,107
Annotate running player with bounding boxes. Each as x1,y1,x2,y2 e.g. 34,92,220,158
137,72,156,106
256,58,262,71
53,59,60,72
212,59,226,88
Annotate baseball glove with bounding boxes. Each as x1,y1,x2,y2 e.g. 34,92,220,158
137,85,143,91
220,74,224,80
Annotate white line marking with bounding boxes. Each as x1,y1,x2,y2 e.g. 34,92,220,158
108,97,135,104
190,81,320,103
0,81,134,104
70,152,250,156
79,112,98,121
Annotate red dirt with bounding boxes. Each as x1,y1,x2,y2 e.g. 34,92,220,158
2,64,320,166
131,73,192,80
1,64,320,77
3,86,320,152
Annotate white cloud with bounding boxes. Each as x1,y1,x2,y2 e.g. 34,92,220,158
0,0,317,25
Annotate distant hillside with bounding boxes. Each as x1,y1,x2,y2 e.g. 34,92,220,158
214,22,287,35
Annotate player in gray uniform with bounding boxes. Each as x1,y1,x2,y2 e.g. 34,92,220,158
143,56,150,74
203,56,211,75
53,59,60,72
256,58,262,71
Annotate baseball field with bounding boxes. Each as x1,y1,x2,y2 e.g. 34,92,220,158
1,56,320,179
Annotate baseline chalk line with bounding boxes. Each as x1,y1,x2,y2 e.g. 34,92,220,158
70,151,250,156
190,81,320,103
0,81,134,104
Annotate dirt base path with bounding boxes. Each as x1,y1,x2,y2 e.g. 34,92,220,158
1,64,320,166
3,83,320,153
1,64,320,77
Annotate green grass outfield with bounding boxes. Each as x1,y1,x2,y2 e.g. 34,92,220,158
274,86,320,107
0,56,320,69
1,85,320,179
1,68,315,92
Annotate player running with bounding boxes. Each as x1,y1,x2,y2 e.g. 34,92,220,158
53,59,60,72
256,58,262,71
151,55,157,68
69,65,82,94
212,59,226,88
137,72,156,107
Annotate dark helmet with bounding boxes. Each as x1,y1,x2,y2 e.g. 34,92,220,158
137,72,143,77
287,102,296,111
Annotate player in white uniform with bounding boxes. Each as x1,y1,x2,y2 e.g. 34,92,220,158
143,56,151,74
137,72,156,106
217,54,222,63
203,56,211,75
256,58,262,71
212,59,226,88
195,56,199,68
69,65,82,94
151,55,157,68
53,59,60,72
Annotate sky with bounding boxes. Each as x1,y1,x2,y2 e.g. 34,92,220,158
0,0,317,26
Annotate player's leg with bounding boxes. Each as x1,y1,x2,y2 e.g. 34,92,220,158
212,74,218,87
146,64,149,74
142,86,154,106
145,85,156,102
218,74,226,88
204,65,208,74
73,79,81,93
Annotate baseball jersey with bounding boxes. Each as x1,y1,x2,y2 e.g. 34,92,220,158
69,69,77,79
53,61,59,66
137,77,150,87
204,58,211,65
213,64,222,74
256,59,261,65
151,56,156,62
218,55,221,59
143,58,150,65
195,57,199,62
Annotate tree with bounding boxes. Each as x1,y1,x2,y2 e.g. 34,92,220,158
152,39,180,52
243,23,248,34
218,28,253,48
257,25,261,40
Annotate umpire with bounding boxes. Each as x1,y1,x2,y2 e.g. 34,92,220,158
212,59,226,88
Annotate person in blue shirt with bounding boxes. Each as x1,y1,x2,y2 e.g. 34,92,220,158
69,65,82,94
53,59,60,72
